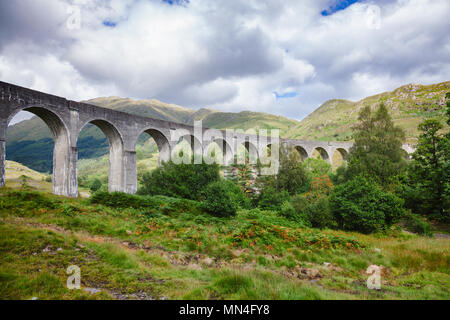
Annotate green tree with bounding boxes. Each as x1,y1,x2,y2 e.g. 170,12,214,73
262,145,309,195
407,110,449,217
302,157,332,180
330,176,404,234
90,178,102,192
202,181,238,217
346,104,406,187
138,159,220,200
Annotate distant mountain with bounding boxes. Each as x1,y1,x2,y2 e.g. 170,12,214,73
5,81,449,173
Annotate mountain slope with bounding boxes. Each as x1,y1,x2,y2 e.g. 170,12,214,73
288,82,449,143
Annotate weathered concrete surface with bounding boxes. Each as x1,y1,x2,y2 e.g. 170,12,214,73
0,81,415,197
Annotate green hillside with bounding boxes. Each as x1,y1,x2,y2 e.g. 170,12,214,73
287,82,450,143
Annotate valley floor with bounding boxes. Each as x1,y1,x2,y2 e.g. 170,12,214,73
0,187,449,300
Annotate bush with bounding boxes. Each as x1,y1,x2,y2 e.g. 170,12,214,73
2,191,58,210
213,179,251,209
291,194,335,229
330,176,405,234
139,160,220,200
258,187,290,211
402,212,433,237
303,158,332,180
202,181,238,217
90,191,204,215
90,179,102,192
285,175,336,229
280,200,310,226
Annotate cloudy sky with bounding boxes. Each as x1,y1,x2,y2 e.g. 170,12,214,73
1,0,449,124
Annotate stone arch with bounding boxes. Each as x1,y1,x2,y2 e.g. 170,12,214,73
172,134,202,163
235,141,258,165
203,138,233,165
6,106,72,196
77,119,124,192
313,147,330,162
293,145,308,162
135,128,171,165
332,148,348,168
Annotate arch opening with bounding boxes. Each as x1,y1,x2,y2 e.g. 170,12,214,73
312,147,330,162
235,141,258,165
5,107,70,196
172,134,202,164
292,146,308,162
77,119,124,193
203,138,233,166
134,128,170,186
332,148,348,169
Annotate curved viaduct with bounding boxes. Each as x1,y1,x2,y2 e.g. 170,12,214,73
0,81,414,197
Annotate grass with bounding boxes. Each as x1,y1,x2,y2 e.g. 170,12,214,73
0,188,449,300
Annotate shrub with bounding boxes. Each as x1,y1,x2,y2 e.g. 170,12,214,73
303,158,332,180
214,179,252,209
402,212,433,237
258,187,290,211
3,191,58,210
90,179,102,192
280,200,310,226
287,175,336,229
330,176,405,234
90,191,204,215
202,181,238,217
138,160,220,200
291,194,335,229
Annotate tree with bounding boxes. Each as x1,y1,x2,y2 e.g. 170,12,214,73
290,175,336,229
260,145,310,195
138,159,220,200
406,93,450,218
346,104,406,187
202,181,238,217
330,176,404,234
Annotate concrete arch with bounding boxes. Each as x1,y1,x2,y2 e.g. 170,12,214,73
235,141,258,165
259,143,275,166
293,145,309,162
6,106,73,196
77,119,124,192
331,148,348,168
203,138,234,165
172,134,203,163
313,147,330,162
135,128,171,165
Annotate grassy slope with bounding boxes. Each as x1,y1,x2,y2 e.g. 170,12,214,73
288,82,450,143
0,188,448,300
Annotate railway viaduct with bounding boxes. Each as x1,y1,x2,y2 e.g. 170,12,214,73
0,81,413,197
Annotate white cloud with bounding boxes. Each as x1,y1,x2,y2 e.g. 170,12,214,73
0,0,449,121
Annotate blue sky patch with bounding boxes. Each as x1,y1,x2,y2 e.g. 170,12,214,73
321,0,362,16
162,0,190,6
103,20,117,28
274,92,298,99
